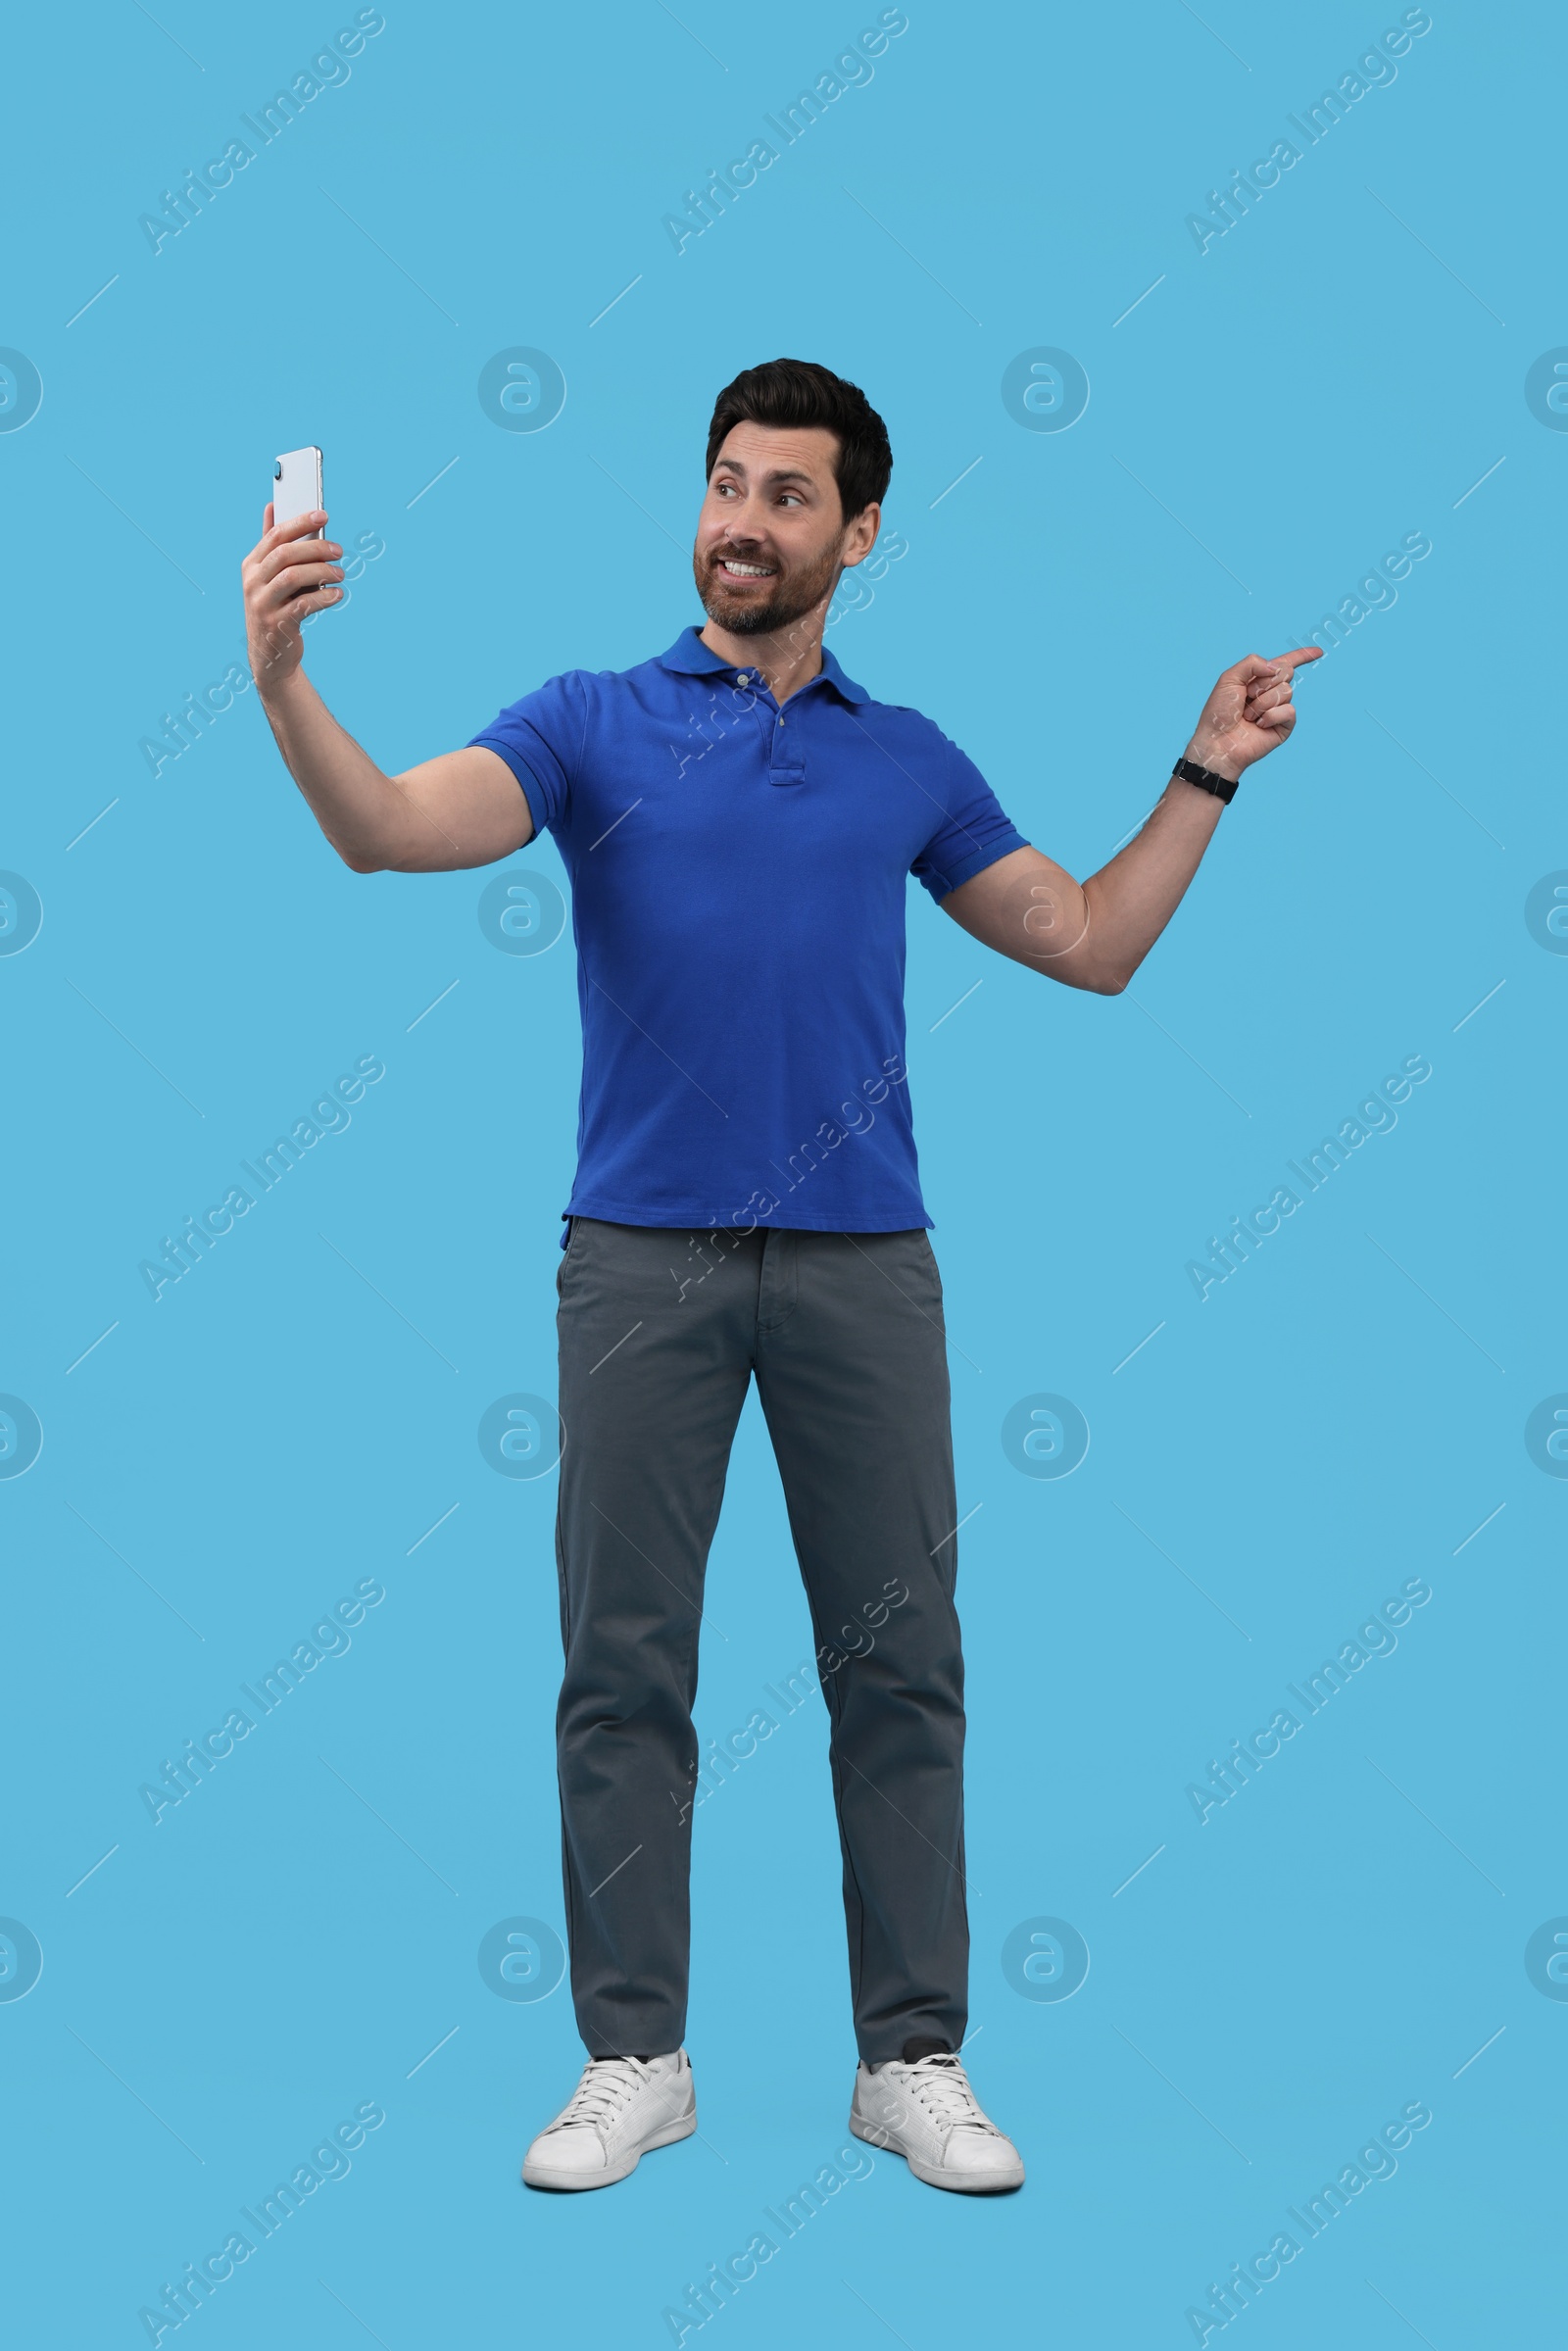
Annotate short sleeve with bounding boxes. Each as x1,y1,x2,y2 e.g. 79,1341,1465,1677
908,728,1030,903
467,669,588,839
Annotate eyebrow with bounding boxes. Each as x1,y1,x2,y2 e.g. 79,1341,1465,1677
712,461,818,489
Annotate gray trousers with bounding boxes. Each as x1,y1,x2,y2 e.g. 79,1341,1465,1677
553,1215,969,2065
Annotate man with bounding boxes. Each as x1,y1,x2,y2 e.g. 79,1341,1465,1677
242,358,1316,2197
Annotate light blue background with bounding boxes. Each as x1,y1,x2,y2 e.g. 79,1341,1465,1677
2,2,1560,2343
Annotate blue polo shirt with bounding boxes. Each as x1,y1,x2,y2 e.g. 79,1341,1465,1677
469,627,1027,1243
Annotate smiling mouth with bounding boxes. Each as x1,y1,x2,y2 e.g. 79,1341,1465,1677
714,556,776,580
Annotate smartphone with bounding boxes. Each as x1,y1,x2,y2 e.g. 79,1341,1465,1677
273,445,323,533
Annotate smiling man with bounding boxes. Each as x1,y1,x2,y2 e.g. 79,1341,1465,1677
242,357,1317,2198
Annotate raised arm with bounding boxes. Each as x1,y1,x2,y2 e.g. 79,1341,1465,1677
242,504,532,873
941,648,1321,994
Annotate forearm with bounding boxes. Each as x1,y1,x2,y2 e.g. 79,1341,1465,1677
940,771,1225,994
1079,771,1225,989
243,503,528,873
942,646,1313,990
259,668,472,872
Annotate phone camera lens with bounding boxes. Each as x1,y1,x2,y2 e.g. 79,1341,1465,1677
273,462,282,479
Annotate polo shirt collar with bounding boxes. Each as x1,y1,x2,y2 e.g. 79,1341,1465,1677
658,624,869,706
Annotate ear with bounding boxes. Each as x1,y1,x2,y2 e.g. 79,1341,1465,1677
840,500,882,567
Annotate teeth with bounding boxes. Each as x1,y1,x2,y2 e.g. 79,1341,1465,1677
720,560,771,576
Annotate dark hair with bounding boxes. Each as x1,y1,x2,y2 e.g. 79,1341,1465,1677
705,359,892,522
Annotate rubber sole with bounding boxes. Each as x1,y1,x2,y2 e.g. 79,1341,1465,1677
849,2111,1025,2194
521,2109,696,2192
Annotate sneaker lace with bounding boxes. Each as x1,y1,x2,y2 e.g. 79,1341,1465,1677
901,2053,997,2136
557,2055,656,2134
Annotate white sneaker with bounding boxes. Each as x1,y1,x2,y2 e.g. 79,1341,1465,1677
851,2051,1025,2193
521,2050,696,2191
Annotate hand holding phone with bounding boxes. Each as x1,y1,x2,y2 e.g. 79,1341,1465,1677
241,444,345,696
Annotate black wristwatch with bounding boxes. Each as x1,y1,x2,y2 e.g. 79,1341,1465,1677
1172,755,1239,805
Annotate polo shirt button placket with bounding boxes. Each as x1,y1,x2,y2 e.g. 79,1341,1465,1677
770,700,805,788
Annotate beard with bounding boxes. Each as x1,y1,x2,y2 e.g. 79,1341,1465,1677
693,535,842,636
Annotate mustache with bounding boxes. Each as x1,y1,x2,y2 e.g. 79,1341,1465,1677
708,543,780,568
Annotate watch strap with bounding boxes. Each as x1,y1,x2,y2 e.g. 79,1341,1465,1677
1173,755,1239,805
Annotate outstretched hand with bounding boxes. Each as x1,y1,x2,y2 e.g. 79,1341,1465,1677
1184,647,1323,782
